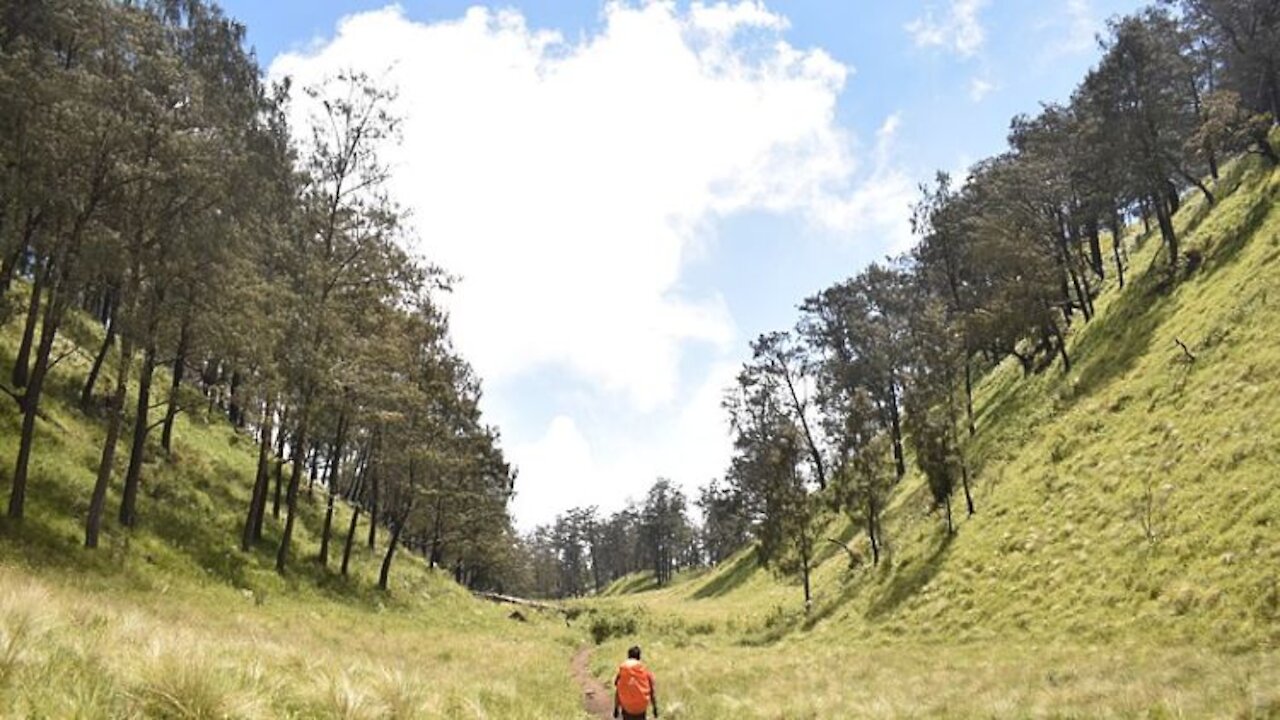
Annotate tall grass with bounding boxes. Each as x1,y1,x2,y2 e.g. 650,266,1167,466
0,566,587,718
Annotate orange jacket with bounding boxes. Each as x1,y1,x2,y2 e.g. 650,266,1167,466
614,659,656,714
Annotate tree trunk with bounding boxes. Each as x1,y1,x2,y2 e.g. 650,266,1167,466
118,344,156,528
0,216,27,295
8,275,67,520
306,444,319,499
367,471,378,549
228,370,244,427
85,335,136,547
11,260,45,389
1154,194,1179,270
1049,321,1071,374
887,381,906,480
1058,277,1074,325
1065,261,1092,323
1011,348,1033,376
160,313,191,455
1254,135,1280,165
276,424,309,574
429,500,444,569
378,515,406,591
944,494,954,534
272,416,287,519
801,555,812,614
780,364,827,491
959,453,976,516
80,291,117,409
1178,168,1214,205
1268,63,1280,126
243,397,274,550
866,496,880,566
963,359,976,437
1110,212,1126,290
340,506,361,577
1086,219,1105,279
318,413,347,567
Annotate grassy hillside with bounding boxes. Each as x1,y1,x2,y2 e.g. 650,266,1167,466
4,137,1280,720
580,152,1280,717
0,300,585,718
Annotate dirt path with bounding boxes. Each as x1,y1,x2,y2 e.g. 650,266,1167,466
571,645,613,719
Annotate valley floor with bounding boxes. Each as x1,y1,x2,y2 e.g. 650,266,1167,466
4,555,1277,719
585,632,1279,719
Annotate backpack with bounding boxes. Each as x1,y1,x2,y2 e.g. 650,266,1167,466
616,660,652,714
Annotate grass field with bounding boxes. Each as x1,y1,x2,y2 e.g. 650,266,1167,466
3,152,1280,717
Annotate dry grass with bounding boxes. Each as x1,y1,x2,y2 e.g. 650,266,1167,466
0,566,586,718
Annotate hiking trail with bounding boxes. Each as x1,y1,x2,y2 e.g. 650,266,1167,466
571,645,613,719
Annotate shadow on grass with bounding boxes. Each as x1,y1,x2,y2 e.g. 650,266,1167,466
865,530,955,621
691,548,758,600
1066,267,1175,406
1199,162,1279,282
812,516,861,568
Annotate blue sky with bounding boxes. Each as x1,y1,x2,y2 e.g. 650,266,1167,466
218,0,1146,528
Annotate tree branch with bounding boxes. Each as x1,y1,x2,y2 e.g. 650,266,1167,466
0,383,24,407
46,343,90,373
825,537,860,567
1174,337,1196,363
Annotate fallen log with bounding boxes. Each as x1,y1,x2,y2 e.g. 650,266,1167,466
473,591,570,616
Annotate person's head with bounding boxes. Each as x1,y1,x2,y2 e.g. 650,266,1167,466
627,646,642,661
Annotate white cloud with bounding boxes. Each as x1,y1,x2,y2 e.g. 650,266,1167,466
271,2,872,412
1046,0,1099,60
269,3,910,527
906,0,989,58
509,361,738,528
817,112,916,255
968,75,996,102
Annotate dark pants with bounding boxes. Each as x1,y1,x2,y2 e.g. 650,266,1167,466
621,713,646,720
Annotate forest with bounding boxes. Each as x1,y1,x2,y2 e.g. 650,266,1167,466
1,0,518,593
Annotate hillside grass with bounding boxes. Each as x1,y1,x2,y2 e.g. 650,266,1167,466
0,296,587,718
4,150,1280,719
577,152,1280,718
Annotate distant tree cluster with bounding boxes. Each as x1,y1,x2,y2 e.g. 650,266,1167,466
518,479,704,598
0,0,517,591
715,0,1279,611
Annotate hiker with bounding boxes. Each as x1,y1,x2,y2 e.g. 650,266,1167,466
614,645,658,719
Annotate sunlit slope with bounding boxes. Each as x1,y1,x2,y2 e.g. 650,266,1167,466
613,152,1280,650
0,304,583,718
0,286,446,601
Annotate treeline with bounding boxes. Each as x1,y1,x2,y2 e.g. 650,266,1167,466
518,478,755,598
0,0,517,591
715,0,1279,611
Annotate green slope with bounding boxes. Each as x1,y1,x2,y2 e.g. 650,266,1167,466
578,152,1280,717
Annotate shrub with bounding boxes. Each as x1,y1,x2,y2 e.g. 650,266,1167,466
589,611,639,645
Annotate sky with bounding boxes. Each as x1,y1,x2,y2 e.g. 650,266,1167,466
216,0,1146,530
